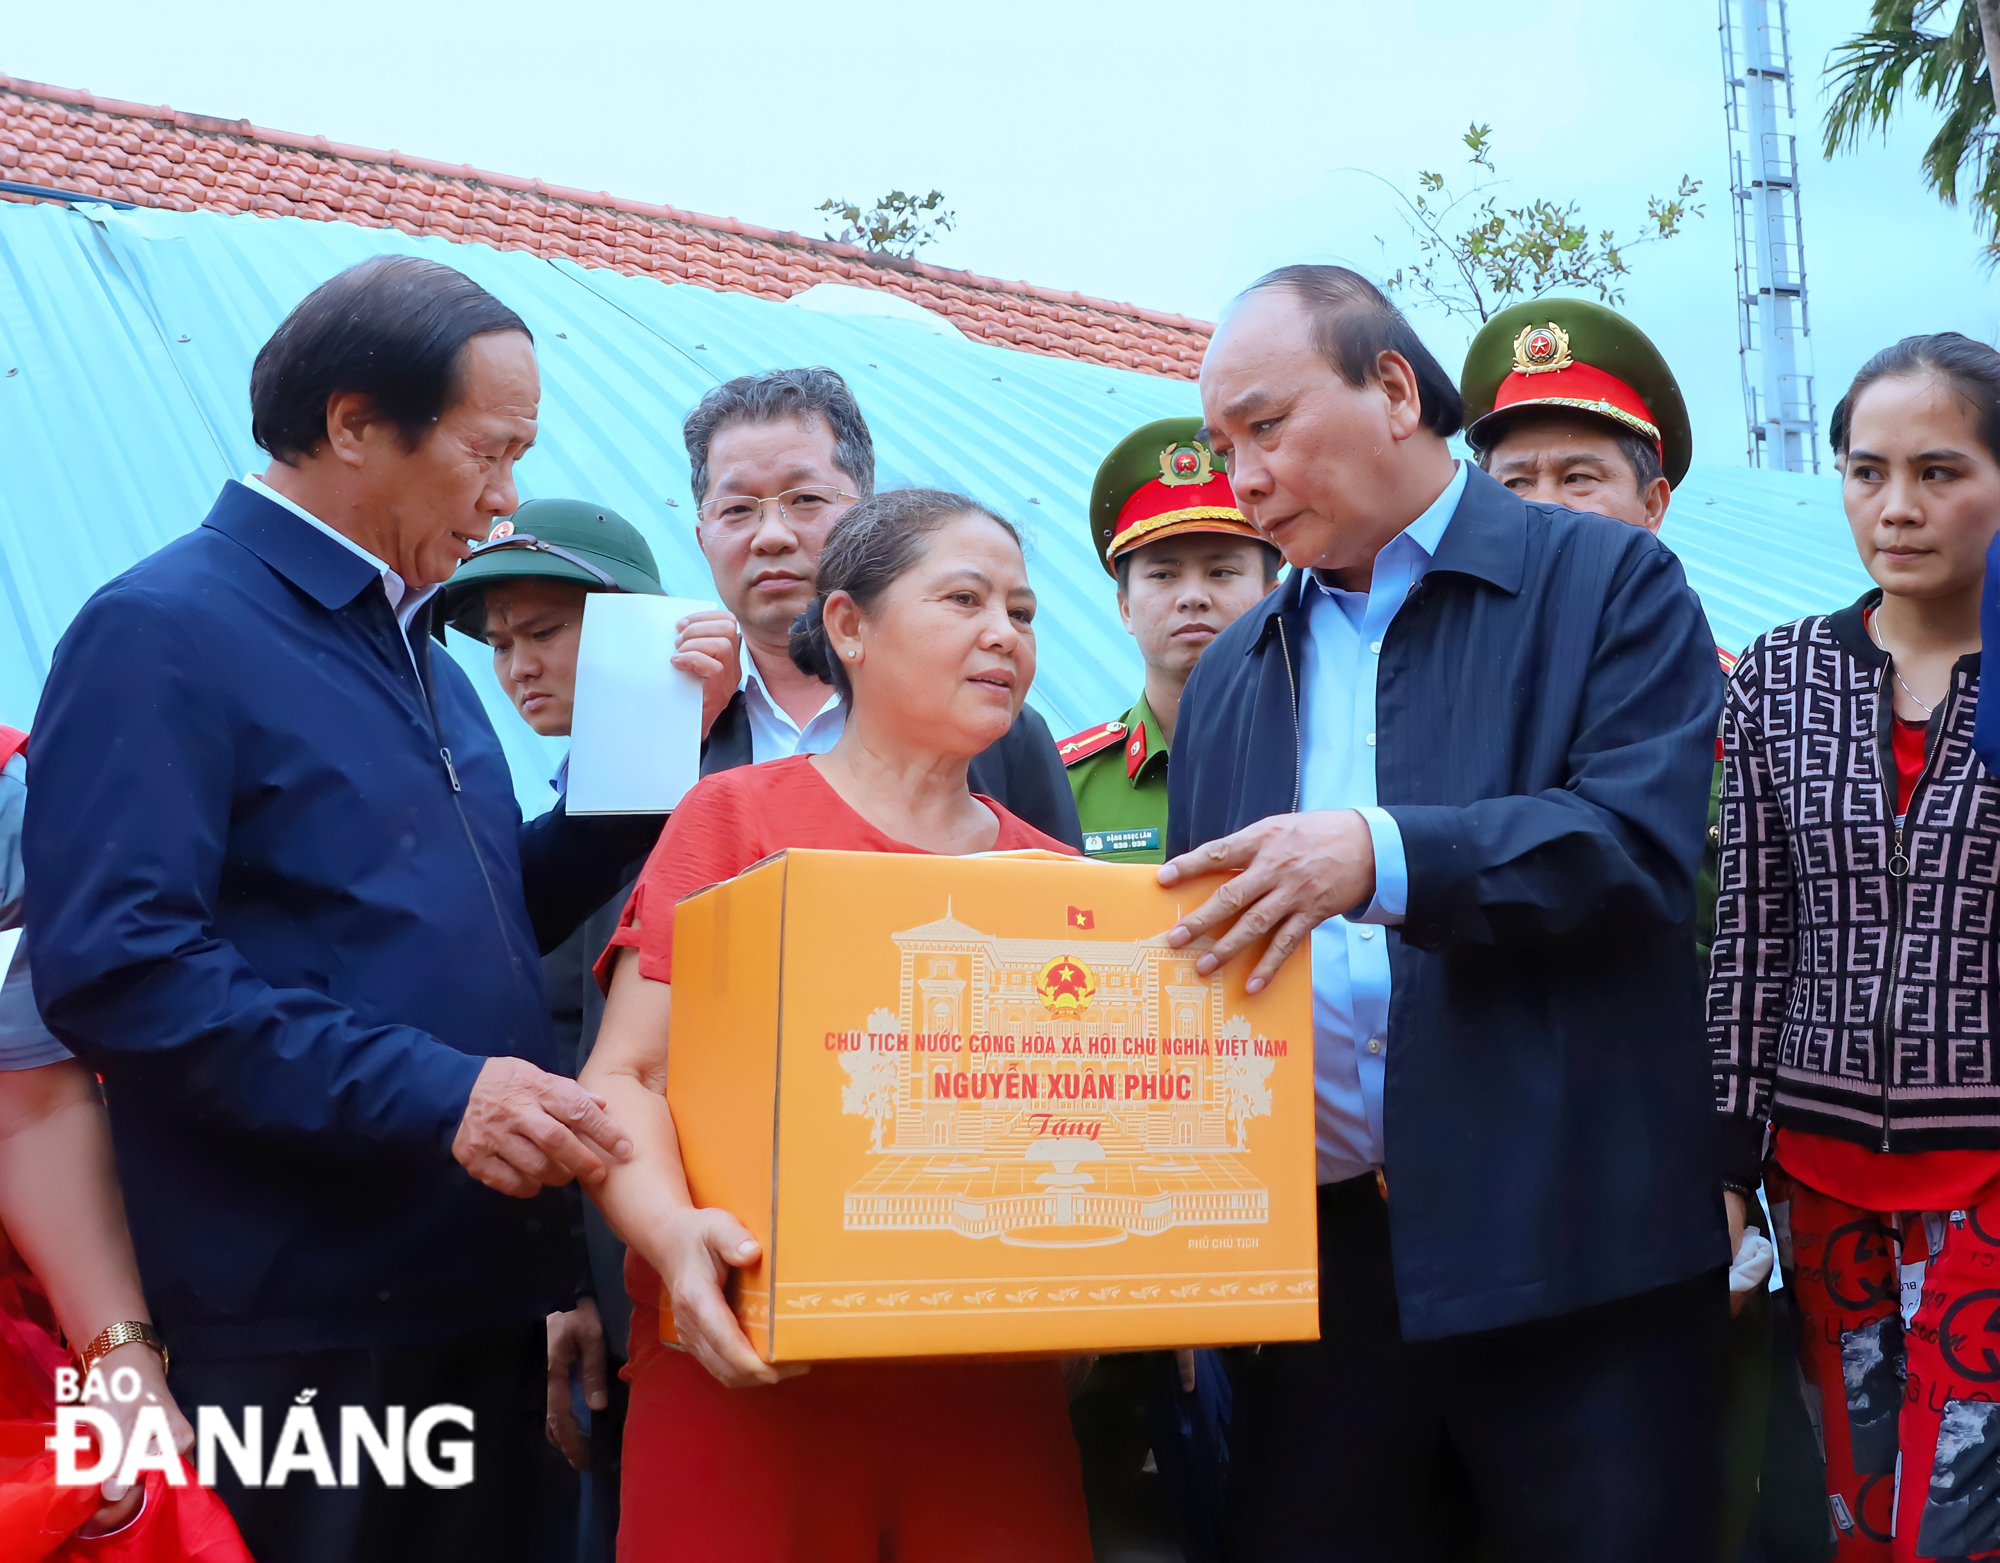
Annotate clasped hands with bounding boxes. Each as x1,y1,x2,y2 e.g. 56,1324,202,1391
1159,808,1380,992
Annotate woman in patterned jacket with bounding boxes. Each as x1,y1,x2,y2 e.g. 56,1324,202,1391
1710,334,2000,1561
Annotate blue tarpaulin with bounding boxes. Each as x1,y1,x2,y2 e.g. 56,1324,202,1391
0,200,1872,811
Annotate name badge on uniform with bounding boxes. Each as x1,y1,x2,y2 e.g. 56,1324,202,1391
1083,828,1160,857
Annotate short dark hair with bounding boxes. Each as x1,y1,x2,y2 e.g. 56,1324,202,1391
683,367,875,506
789,488,1018,700
1238,265,1463,438
250,255,530,463
1113,537,1283,593
1472,409,1666,492
1830,331,2000,465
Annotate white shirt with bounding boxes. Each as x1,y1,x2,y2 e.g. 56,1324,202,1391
1297,459,1466,1185
741,655,845,764
244,474,438,681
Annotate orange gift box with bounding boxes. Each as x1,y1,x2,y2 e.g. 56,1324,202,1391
665,848,1320,1361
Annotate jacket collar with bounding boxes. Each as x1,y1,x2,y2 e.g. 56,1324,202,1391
1246,460,1525,654
1830,587,1984,681
1830,589,1886,667
1427,463,1526,596
201,480,384,613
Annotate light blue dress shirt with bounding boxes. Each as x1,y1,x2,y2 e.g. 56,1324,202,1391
1299,460,1466,1185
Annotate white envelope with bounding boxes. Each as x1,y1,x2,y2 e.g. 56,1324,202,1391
567,594,717,814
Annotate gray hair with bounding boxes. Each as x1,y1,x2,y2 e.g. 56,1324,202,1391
682,367,875,506
787,488,1020,700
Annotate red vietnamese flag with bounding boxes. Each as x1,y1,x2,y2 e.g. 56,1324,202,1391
1067,906,1094,931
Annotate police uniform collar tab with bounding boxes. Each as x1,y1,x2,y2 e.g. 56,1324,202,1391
1058,717,1128,766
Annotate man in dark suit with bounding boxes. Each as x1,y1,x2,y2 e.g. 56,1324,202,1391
26,257,655,1563
669,367,1081,843
1161,266,1728,1560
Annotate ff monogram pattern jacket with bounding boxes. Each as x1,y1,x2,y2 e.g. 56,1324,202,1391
1709,592,1999,1188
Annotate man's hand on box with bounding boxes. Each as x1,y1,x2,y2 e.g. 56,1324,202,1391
453,1057,633,1198
1159,810,1377,994
672,610,743,740
659,1206,805,1389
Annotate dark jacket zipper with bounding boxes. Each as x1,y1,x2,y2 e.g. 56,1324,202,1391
411,624,532,997
1275,616,1303,814
1870,655,1950,1152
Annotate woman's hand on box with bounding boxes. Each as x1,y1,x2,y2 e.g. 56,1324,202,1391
660,1206,804,1388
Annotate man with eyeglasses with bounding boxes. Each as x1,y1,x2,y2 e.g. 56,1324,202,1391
671,367,1083,845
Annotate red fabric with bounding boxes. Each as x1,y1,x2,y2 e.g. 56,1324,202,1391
0,726,25,771
1767,1165,2000,1559
0,1231,249,1563
1891,717,1927,815
1775,1129,2000,1215
618,1348,1092,1563
1491,359,1662,454
1113,468,1238,529
601,756,1087,1559
594,754,1074,990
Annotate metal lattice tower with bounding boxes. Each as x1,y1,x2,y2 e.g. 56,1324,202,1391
1720,0,1819,472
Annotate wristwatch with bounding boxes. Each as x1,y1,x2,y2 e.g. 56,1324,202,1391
78,1320,168,1376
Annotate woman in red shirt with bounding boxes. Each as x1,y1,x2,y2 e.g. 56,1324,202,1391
581,489,1092,1563
1710,335,2000,1560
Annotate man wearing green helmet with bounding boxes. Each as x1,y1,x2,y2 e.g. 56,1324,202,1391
441,496,669,1563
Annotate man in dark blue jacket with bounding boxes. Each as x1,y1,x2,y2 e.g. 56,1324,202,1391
25,256,655,1563
1161,267,1728,1560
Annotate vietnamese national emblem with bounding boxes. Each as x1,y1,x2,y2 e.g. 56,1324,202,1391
486,517,516,542
1158,442,1214,486
1511,322,1573,375
1035,954,1098,1015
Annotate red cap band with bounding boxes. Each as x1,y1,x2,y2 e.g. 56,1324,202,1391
1491,362,1662,455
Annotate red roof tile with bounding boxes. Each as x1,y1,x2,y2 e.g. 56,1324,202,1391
0,76,1210,379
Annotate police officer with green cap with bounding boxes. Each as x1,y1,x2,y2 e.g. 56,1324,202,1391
1060,418,1280,864
1462,303,1809,1559
1459,296,1691,534
441,496,667,1561
1062,426,1278,1560
1458,300,1727,963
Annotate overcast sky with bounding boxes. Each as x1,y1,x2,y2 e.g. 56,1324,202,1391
7,0,1994,472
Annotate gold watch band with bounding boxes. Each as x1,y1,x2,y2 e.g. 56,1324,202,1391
78,1320,168,1376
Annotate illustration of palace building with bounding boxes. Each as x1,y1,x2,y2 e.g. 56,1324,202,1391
838,905,1277,1247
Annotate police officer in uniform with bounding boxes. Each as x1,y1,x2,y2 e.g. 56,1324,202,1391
1060,422,1277,1563
1061,418,1279,865
1460,301,1822,1560
1459,301,1725,956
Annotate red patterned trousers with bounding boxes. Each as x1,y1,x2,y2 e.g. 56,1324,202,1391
1770,1166,2000,1559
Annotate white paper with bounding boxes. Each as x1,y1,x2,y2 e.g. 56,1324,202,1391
567,594,715,815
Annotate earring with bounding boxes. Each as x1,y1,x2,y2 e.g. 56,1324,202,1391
846,649,857,658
